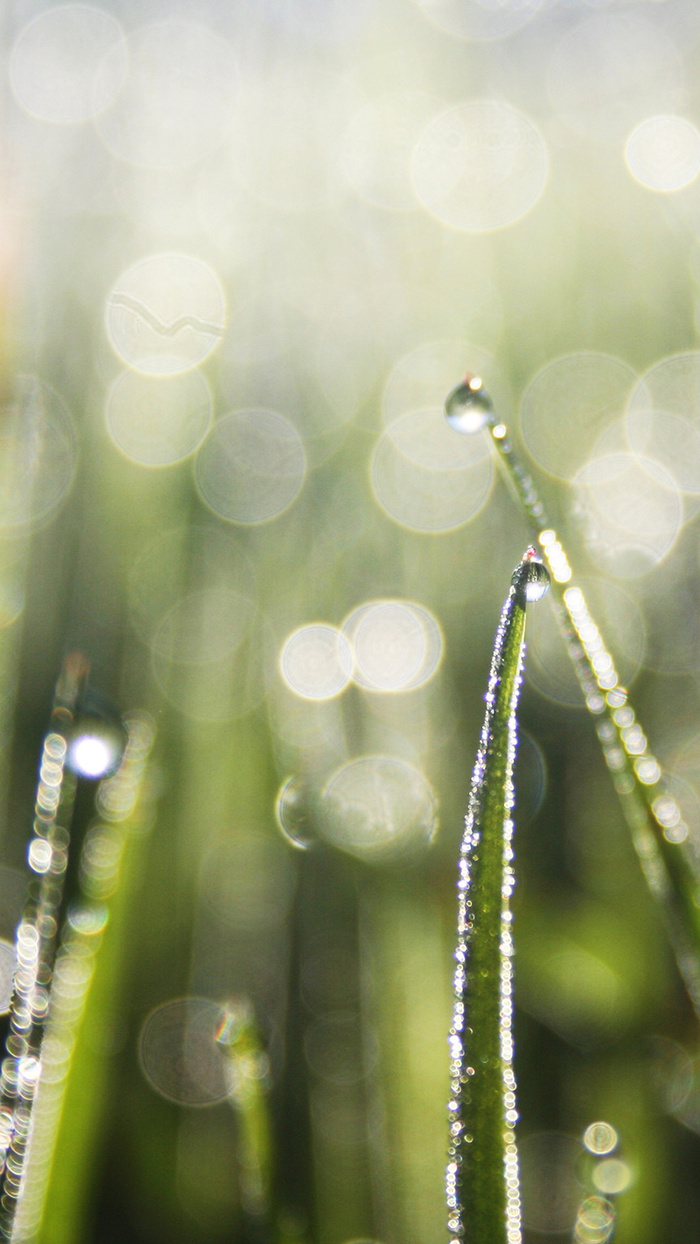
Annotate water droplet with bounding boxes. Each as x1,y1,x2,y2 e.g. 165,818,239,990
275,776,317,850
445,374,494,434
64,693,127,779
511,555,551,603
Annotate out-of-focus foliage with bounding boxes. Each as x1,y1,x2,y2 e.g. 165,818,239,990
2,0,700,1241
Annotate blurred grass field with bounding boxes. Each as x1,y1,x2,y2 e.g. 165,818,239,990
3,0,700,1240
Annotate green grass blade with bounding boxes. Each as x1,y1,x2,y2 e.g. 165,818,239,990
15,714,157,1244
445,375,700,1021
216,1000,274,1225
447,551,549,1244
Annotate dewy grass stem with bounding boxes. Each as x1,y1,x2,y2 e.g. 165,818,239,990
0,656,127,1241
445,374,700,1022
447,549,549,1244
13,713,155,1244
0,656,88,1237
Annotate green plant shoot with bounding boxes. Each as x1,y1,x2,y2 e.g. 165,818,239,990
446,374,700,1022
447,549,550,1244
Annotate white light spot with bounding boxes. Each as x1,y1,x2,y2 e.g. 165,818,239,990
571,452,682,578
195,410,306,525
10,5,127,126
583,1121,618,1155
275,776,316,851
106,253,225,376
371,411,493,533
520,353,636,481
67,735,115,779
0,376,77,533
105,369,213,467
28,840,52,874
342,600,442,692
320,755,438,861
625,115,700,193
627,352,700,521
575,1196,616,1243
139,997,230,1105
0,941,16,1014
592,1158,632,1195
280,625,353,700
412,100,548,232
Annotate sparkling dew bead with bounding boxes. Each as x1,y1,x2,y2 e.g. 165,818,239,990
511,548,551,603
522,560,550,602
445,374,494,434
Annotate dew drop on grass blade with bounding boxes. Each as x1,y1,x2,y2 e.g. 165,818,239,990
447,549,550,1244
445,373,700,1023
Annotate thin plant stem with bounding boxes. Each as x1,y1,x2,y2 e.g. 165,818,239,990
12,713,155,1244
447,550,549,1244
216,1001,274,1232
446,375,700,1020
0,656,89,1237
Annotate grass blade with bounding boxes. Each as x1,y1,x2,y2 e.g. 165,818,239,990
445,374,700,1021
447,550,549,1244
14,713,156,1244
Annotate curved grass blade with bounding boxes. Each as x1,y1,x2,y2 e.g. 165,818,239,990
447,550,549,1244
445,375,700,1021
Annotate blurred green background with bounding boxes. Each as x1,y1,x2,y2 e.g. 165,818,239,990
2,0,700,1240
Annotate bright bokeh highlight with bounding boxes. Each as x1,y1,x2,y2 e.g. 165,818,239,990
105,369,213,467
625,115,700,193
139,998,230,1105
10,5,126,125
0,377,77,533
520,354,636,481
106,253,225,376
527,577,645,706
371,410,493,532
412,101,548,232
342,599,442,692
195,410,306,525
583,1122,618,1155
280,625,353,700
572,453,682,578
320,755,437,861
275,776,316,850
